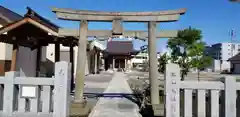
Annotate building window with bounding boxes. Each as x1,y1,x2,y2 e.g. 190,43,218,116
232,44,235,50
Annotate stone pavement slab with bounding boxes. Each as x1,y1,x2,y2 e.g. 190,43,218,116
88,72,142,117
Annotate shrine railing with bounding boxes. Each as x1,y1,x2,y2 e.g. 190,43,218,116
165,63,240,117
0,61,71,117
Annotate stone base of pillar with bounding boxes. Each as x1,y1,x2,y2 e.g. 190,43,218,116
70,100,91,117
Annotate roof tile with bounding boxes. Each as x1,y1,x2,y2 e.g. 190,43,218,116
105,41,138,54
0,5,23,25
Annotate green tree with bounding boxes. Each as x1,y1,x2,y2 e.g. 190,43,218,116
167,27,203,80
158,53,170,73
191,56,212,80
188,42,212,80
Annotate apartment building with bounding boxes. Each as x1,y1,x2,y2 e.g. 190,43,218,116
205,42,240,71
208,43,240,60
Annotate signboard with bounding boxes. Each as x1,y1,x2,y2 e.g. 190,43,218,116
20,85,38,98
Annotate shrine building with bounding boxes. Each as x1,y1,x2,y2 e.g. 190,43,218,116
103,40,139,71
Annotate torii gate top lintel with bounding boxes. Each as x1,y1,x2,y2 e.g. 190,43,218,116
52,7,186,22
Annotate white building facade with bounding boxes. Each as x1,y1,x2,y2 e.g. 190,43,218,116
131,52,161,66
206,42,240,72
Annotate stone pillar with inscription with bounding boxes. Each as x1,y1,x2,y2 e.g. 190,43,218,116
164,63,180,117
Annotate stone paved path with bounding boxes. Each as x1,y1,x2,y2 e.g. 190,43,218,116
84,72,114,108
71,72,114,109
88,72,142,117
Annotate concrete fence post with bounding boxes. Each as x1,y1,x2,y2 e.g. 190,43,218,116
3,71,18,116
165,63,181,117
53,61,71,117
224,76,236,117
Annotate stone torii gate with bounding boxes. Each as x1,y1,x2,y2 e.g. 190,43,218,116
52,8,186,107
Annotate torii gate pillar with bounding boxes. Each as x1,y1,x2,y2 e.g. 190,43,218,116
75,20,88,102
148,22,159,104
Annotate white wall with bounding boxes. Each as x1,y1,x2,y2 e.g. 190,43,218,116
46,44,55,62
212,60,221,72
221,60,230,71
221,43,234,61
73,46,90,75
0,42,13,60
0,25,12,60
0,43,7,60
45,44,91,76
46,44,72,62
131,58,146,64
0,23,5,59
209,59,230,72
5,44,13,60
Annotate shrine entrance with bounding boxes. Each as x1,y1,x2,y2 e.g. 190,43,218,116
103,40,139,71
115,58,124,69
52,7,186,116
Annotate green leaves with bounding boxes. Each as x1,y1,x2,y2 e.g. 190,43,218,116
191,55,212,70
158,53,169,73
164,27,211,80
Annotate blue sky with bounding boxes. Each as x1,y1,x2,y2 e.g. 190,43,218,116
1,0,240,52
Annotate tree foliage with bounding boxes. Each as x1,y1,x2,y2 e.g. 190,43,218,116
158,53,170,73
189,42,211,66
166,27,212,80
188,41,213,80
191,55,212,74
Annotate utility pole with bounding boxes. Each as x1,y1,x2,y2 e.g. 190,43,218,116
230,29,235,58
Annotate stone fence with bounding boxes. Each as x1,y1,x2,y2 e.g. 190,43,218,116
0,61,71,117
